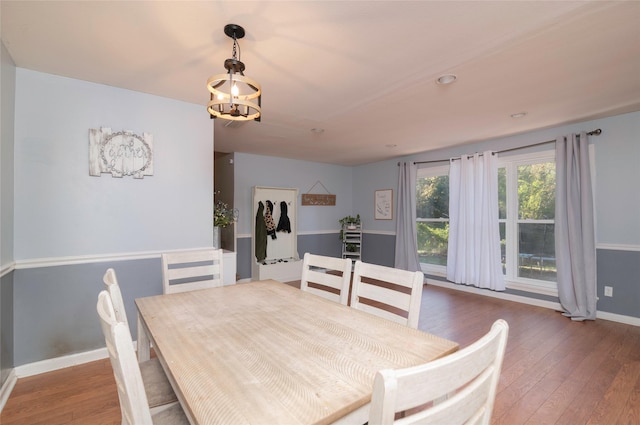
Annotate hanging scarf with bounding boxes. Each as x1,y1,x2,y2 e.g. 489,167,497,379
264,200,277,239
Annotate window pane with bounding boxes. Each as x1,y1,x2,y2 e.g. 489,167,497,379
518,163,555,220
518,223,556,282
417,176,449,219
417,222,448,266
500,222,506,274
498,167,506,219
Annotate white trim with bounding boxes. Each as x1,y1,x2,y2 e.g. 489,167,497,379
0,369,17,413
361,229,395,236
0,262,15,278
423,269,559,297
239,229,397,239
10,239,635,270
15,251,161,269
14,347,110,378
426,278,639,327
297,229,339,236
13,247,216,270
596,310,640,326
506,279,558,297
597,243,640,252
13,340,143,379
426,278,562,310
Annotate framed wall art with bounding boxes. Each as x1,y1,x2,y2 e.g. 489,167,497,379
89,127,153,178
374,189,393,220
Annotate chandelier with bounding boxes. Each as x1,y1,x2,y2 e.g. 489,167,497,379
207,24,262,122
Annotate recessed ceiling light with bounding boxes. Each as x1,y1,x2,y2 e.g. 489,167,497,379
510,112,527,118
436,74,457,85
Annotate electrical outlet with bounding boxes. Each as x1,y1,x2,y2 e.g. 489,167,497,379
604,286,613,297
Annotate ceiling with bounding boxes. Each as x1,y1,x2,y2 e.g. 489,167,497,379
3,1,639,166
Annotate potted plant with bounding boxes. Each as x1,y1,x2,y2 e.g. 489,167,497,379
339,214,361,240
213,199,237,248
345,243,358,252
214,200,236,228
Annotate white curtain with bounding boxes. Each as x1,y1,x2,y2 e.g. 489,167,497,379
555,133,597,321
394,161,421,272
447,152,505,290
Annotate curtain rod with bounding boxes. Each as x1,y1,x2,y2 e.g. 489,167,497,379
410,128,602,165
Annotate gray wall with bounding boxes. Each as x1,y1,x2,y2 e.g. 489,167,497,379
0,273,13,384
14,259,161,364
596,249,640,318
0,37,16,387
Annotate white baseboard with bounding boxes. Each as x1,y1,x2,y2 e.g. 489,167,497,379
426,278,640,326
596,310,640,326
14,347,110,378
12,339,143,379
426,279,563,310
0,369,17,413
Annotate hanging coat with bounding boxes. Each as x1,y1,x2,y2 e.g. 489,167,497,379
277,201,291,233
255,201,267,262
265,200,277,240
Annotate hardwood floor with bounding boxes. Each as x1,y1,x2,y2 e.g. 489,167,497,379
2,283,639,424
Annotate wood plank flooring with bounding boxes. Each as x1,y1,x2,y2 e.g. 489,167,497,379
2,283,639,424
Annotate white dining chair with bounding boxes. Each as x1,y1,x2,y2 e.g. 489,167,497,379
97,291,190,425
350,260,424,328
300,253,352,305
161,248,224,294
369,319,509,425
102,268,178,410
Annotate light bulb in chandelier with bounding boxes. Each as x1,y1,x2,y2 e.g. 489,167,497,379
207,24,261,122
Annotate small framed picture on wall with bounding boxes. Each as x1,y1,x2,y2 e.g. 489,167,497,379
375,189,393,220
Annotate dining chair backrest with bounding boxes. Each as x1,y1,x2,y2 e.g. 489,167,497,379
102,269,180,417
162,249,224,294
350,260,424,328
368,319,509,425
103,268,129,327
97,290,154,425
300,253,352,305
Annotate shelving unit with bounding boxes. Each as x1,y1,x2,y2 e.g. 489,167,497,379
341,224,362,263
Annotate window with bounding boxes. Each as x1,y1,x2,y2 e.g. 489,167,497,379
416,150,559,295
500,151,557,295
416,165,449,275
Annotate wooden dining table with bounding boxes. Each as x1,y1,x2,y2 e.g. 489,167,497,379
135,279,458,425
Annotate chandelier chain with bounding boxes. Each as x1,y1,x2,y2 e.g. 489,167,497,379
232,34,240,61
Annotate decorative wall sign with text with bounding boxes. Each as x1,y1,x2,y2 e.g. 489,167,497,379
89,128,153,178
301,194,336,206
301,181,336,206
